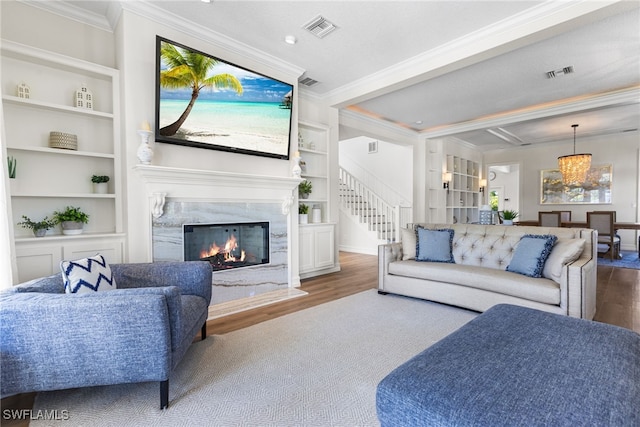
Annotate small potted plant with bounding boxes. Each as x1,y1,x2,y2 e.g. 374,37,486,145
299,203,309,224
501,209,519,225
91,175,110,194
299,180,312,199
7,156,16,179
53,206,89,235
17,215,57,237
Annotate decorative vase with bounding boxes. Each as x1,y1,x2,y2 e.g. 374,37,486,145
312,205,322,223
34,229,47,237
93,182,108,194
61,221,84,235
292,155,302,178
137,130,154,165
301,193,309,199
299,214,308,224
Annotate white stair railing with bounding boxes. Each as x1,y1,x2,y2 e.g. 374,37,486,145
339,167,412,242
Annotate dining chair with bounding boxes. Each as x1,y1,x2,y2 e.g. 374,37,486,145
538,211,562,227
587,211,620,260
552,210,572,223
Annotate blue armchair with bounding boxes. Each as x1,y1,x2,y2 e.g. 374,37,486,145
0,261,212,409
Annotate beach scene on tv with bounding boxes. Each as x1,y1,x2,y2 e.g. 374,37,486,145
158,39,293,158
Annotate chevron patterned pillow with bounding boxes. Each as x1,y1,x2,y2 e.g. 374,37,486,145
61,254,117,294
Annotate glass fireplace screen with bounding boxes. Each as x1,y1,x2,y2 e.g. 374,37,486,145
183,221,270,271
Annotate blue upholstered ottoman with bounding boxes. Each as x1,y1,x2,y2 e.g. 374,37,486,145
376,304,640,426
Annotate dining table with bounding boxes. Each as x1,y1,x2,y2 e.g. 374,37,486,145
515,220,640,259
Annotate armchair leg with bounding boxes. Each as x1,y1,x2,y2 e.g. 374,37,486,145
201,322,207,340
160,380,169,410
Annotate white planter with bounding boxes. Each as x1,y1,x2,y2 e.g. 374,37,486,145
93,182,108,194
503,220,513,226
299,214,308,224
61,221,84,235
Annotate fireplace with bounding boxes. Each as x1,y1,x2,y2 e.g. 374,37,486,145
183,222,270,271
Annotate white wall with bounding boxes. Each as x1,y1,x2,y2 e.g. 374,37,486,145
484,131,639,249
339,136,413,206
115,10,300,262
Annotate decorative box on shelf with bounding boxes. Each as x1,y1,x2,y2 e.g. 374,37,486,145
49,131,78,150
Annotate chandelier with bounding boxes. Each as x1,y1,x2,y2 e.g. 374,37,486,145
558,124,591,185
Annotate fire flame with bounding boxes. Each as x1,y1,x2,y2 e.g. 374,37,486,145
200,234,246,262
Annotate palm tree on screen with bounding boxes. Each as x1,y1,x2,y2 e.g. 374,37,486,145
159,42,243,136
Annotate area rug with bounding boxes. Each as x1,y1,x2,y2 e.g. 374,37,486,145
31,290,477,427
597,250,640,270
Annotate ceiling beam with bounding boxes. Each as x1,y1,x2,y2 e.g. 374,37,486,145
325,1,633,110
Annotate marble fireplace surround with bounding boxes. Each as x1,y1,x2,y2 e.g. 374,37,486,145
134,165,302,309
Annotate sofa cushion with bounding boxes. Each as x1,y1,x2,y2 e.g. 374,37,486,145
400,227,416,260
61,254,117,294
388,261,560,304
507,234,557,278
416,228,454,263
543,238,586,283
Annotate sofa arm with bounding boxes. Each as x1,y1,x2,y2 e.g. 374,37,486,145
111,261,212,304
0,290,173,397
378,243,403,291
564,253,597,319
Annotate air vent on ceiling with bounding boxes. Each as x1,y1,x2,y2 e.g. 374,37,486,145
299,77,319,87
303,15,337,38
546,66,574,79
486,128,526,146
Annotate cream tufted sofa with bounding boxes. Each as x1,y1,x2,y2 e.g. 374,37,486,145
378,223,597,319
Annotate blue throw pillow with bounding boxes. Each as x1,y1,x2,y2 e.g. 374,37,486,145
507,234,558,278
416,227,455,263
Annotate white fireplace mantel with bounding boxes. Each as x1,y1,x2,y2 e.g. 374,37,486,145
134,164,302,216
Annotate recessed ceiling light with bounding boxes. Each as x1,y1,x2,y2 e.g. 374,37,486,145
415,120,423,125
284,35,297,45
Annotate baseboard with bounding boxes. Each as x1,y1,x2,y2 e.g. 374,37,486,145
338,244,378,256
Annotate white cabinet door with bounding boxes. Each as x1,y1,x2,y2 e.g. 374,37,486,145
15,245,63,282
314,226,335,269
299,224,336,277
299,227,315,273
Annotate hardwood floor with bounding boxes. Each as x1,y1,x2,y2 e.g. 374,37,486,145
207,251,379,334
2,252,638,425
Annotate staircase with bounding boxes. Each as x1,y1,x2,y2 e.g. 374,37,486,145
339,167,411,243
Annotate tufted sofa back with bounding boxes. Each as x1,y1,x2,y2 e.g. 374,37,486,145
413,223,593,271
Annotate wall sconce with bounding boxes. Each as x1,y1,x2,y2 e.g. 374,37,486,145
479,179,487,193
443,172,452,193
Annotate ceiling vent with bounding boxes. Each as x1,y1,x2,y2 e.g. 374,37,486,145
546,66,574,79
486,128,526,146
299,77,319,87
303,15,337,38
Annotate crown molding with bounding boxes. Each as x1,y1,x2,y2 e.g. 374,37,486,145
420,86,640,140
120,1,305,81
339,110,418,144
18,0,116,32
323,0,626,109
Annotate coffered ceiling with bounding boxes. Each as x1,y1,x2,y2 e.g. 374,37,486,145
32,0,640,150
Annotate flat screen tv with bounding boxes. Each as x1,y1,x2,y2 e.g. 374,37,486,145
155,36,294,160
